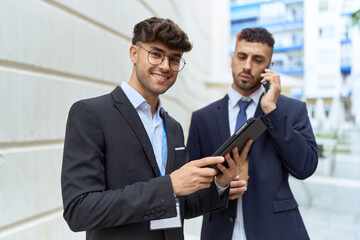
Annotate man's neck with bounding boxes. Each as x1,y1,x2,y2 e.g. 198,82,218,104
147,97,159,117
128,79,159,117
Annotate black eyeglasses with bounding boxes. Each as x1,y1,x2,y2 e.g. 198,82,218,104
137,45,186,72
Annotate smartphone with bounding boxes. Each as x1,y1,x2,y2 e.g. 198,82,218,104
263,61,272,92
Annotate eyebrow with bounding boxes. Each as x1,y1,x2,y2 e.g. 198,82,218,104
150,46,182,58
237,52,266,60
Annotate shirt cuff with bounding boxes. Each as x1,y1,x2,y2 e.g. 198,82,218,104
214,178,229,196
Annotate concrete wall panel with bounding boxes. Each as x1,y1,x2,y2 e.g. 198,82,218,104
0,71,114,143
0,148,63,227
0,0,230,239
141,0,178,20
0,0,131,83
0,214,84,240
52,0,153,38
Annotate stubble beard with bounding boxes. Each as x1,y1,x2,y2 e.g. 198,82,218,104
136,65,175,96
233,71,262,91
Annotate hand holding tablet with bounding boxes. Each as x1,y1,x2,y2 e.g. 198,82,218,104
211,117,267,175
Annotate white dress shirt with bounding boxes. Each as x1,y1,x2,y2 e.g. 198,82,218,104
121,82,167,176
227,84,264,240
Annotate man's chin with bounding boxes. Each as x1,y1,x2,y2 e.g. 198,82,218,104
237,83,254,91
239,85,252,91
236,82,262,92
152,86,171,95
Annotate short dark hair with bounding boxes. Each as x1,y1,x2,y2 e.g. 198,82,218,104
132,17,192,52
237,27,275,48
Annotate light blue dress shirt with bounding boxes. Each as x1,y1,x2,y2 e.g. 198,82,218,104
120,82,167,176
121,82,227,195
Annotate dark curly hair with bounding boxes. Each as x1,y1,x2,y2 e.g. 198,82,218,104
132,17,192,52
237,27,275,48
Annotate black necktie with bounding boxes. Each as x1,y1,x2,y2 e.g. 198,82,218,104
235,100,252,131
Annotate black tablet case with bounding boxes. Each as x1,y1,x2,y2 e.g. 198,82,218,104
211,117,267,174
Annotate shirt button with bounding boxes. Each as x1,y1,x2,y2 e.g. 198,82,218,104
229,217,234,223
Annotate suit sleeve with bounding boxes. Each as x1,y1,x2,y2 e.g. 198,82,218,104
184,114,229,218
163,118,227,219
183,182,229,219
261,102,318,179
186,112,202,161
61,101,177,232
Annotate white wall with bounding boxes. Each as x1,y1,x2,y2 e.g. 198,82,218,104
0,0,230,239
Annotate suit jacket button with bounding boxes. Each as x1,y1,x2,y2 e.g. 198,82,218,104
229,217,234,223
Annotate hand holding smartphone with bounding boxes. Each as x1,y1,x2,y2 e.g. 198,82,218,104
263,61,272,92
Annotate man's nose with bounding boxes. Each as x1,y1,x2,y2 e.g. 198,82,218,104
243,60,251,71
159,56,171,71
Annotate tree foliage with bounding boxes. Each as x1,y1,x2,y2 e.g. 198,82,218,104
352,9,360,26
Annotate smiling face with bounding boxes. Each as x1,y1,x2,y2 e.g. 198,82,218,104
129,41,182,100
231,39,272,96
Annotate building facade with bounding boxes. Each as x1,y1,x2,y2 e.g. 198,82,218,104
230,0,360,132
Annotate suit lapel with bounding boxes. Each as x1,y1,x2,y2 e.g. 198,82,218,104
216,95,231,142
246,93,266,155
162,111,176,175
111,87,161,177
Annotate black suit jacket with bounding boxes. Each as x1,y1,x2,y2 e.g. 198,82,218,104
61,87,228,240
187,94,318,240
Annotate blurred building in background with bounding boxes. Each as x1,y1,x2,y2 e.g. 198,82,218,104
226,2,360,240
230,0,360,135
231,0,305,98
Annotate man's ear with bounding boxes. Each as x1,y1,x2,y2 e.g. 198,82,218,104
230,54,234,68
129,45,138,64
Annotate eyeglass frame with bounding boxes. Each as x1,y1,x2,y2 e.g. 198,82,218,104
136,44,186,72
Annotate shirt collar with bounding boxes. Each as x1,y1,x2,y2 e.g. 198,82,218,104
228,84,264,108
120,82,164,117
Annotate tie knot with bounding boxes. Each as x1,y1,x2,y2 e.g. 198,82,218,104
238,100,251,111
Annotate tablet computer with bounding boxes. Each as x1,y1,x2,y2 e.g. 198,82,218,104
211,117,267,174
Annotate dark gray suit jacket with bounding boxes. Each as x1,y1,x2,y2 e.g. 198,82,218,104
187,94,318,240
61,86,228,240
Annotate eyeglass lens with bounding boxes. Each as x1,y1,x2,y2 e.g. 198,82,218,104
147,50,185,72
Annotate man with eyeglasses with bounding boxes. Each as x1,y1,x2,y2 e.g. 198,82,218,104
61,17,252,240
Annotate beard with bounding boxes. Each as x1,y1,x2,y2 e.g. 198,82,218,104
135,64,175,95
232,70,262,91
